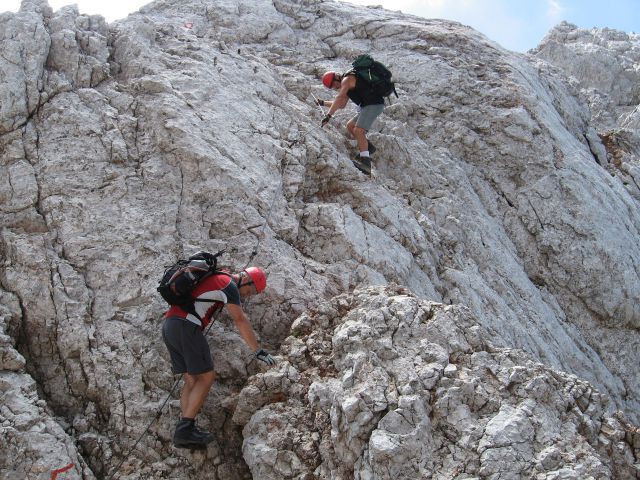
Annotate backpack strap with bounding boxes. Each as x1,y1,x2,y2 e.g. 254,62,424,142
182,299,219,322
183,269,233,321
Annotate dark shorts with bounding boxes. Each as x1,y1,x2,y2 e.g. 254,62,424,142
162,316,214,375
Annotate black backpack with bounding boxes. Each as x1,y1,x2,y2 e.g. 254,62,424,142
157,250,225,318
349,54,398,99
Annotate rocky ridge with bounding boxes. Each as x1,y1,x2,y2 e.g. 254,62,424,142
238,285,639,479
533,21,640,200
0,0,639,478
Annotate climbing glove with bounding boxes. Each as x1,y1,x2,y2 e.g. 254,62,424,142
255,348,276,365
321,113,332,127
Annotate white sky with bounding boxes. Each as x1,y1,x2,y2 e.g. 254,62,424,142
2,0,639,52
2,0,150,22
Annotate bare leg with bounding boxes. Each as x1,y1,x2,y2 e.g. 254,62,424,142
181,371,216,418
346,117,357,139
353,126,369,154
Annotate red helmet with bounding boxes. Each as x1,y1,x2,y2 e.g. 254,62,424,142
322,71,336,88
243,267,267,293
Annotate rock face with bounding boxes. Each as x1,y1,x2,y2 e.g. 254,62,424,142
238,285,639,479
533,22,640,201
0,1,638,479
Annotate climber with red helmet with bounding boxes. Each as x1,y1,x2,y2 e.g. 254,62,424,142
318,69,384,175
161,263,274,449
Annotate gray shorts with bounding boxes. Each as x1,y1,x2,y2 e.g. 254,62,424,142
162,316,214,375
351,104,384,131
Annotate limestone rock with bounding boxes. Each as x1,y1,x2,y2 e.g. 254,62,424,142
0,0,639,478
533,21,640,200
239,286,638,479
0,294,92,479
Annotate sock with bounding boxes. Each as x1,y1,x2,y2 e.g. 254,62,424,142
359,151,370,158
181,417,195,423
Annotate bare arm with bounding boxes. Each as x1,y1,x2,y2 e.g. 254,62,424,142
327,75,355,116
226,303,259,351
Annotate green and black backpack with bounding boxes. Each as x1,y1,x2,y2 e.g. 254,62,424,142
348,54,398,99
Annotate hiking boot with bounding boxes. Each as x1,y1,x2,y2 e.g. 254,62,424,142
367,140,376,155
352,156,371,175
173,419,212,449
192,425,215,444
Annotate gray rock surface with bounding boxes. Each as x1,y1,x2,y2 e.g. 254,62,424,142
533,21,640,200
239,286,639,479
1,0,639,478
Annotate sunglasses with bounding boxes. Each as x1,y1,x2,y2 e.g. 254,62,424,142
237,272,257,292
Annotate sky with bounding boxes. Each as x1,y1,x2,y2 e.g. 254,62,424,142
2,0,639,52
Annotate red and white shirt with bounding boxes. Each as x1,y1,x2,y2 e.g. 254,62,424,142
164,273,240,327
